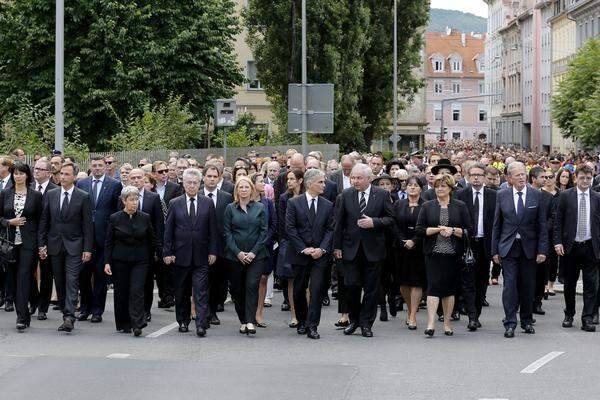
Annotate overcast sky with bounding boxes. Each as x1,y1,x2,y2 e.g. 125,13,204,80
430,0,488,18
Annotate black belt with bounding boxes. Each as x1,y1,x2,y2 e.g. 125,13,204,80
574,240,592,246
472,237,484,242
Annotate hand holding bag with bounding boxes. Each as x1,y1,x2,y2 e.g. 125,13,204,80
0,226,16,264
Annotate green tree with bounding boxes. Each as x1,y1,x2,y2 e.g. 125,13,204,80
211,113,268,148
552,38,600,148
0,0,244,150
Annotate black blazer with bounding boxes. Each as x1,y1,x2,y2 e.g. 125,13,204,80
415,198,472,256
553,188,600,260
322,179,338,203
118,189,164,255
392,197,424,248
329,169,345,196
200,189,233,257
285,195,334,266
454,187,497,259
38,187,94,257
0,188,43,250
163,181,183,207
219,180,234,196
105,210,157,264
333,186,394,262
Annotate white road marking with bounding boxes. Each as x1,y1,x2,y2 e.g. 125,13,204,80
520,351,564,374
145,322,179,338
106,353,130,359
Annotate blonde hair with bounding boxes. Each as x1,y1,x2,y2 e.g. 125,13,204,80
433,173,455,191
233,175,256,202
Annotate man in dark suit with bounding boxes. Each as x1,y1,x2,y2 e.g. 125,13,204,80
333,163,394,337
492,161,548,338
38,162,93,332
455,162,497,331
306,157,337,203
0,155,14,310
125,168,164,322
153,160,182,308
29,158,58,320
76,156,121,322
163,168,218,337
274,153,305,203
201,162,233,326
286,169,334,339
554,165,600,332
329,155,354,196
264,161,280,186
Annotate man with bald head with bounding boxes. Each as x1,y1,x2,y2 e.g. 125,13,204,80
274,152,305,202
330,155,354,196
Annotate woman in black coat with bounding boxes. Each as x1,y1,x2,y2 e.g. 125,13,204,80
104,186,157,336
0,162,43,331
416,174,471,337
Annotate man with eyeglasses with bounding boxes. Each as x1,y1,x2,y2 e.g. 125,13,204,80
104,155,119,180
29,158,59,320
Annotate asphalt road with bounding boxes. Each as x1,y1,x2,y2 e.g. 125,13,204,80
0,284,597,400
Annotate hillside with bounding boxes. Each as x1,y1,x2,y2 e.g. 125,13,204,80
428,8,487,34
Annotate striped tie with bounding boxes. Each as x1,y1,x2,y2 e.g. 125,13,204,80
576,192,588,241
359,191,366,214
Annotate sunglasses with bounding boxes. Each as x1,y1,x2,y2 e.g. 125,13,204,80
156,169,168,174
105,160,114,165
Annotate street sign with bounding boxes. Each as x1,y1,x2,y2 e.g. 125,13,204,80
438,138,447,147
214,99,237,127
287,84,334,134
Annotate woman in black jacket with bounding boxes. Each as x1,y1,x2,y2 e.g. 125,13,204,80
0,162,42,331
104,186,157,336
416,174,471,337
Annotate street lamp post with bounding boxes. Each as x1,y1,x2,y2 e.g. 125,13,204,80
391,0,399,154
301,0,308,156
55,0,64,152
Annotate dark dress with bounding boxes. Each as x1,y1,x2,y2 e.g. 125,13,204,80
259,195,277,275
392,198,426,288
275,192,294,279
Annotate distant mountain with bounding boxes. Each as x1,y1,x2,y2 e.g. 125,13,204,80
428,8,487,34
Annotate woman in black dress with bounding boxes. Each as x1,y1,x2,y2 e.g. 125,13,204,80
416,174,471,337
392,176,425,330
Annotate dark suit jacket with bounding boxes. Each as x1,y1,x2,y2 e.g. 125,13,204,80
285,195,334,266
455,186,497,259
38,187,94,256
333,186,394,262
118,189,164,255
491,187,548,259
76,175,121,247
329,170,347,196
391,197,424,247
163,181,183,207
105,210,157,264
323,179,338,203
0,188,43,250
415,198,472,255
421,187,436,201
0,176,13,191
31,180,58,197
163,194,218,267
219,180,234,195
553,187,600,260
200,189,233,257
273,169,289,204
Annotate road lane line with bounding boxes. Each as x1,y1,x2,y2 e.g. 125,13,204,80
146,322,179,338
520,351,564,374
107,353,130,359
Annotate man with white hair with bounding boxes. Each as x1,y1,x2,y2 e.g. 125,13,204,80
333,163,394,338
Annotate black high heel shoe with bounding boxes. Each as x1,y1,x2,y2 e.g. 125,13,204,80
424,328,434,337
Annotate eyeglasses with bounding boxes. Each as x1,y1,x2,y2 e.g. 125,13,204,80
543,175,555,179
469,173,485,178
105,161,114,165
138,164,145,167
156,169,168,174
34,167,49,172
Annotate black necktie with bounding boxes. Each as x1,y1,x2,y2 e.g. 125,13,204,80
473,191,480,236
359,191,366,214
189,197,196,222
309,198,316,223
517,192,524,217
61,192,70,218
208,192,214,204
38,184,43,192
92,179,99,206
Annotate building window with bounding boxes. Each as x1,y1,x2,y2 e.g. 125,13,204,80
452,105,461,121
246,60,262,90
434,82,443,93
452,132,461,140
434,104,442,121
450,56,462,72
478,82,485,95
479,108,487,122
433,57,444,72
452,82,460,94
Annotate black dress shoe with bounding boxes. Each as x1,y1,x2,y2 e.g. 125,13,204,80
145,312,151,322
16,322,27,331
343,322,358,335
297,323,307,335
133,328,142,337
307,326,320,339
522,324,535,334
90,315,102,323
281,302,291,311
593,314,599,325
4,303,14,312
467,320,478,331
322,295,330,306
388,300,397,317
504,327,515,338
475,320,482,328
335,319,349,328
424,328,434,337
178,324,189,333
77,312,90,321
29,305,37,316
53,305,61,310
196,327,207,337
482,299,489,307
210,314,220,325
58,324,71,332
361,327,373,337
562,316,574,328
122,328,132,334
451,311,460,321
37,311,47,321
379,306,388,322
216,304,224,312
532,305,545,315
581,322,596,332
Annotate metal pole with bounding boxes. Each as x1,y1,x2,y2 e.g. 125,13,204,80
392,0,398,154
301,0,308,156
223,128,228,167
55,0,64,152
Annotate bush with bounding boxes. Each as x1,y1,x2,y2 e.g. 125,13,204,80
211,113,268,148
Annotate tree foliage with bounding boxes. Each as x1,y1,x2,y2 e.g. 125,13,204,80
211,113,268,148
0,0,244,150
244,0,428,152
552,38,600,148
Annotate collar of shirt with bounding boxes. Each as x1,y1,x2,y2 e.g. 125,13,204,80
185,194,197,203
577,187,590,196
61,186,74,197
0,174,11,185
512,185,527,198
472,187,483,197
35,179,49,191
305,192,318,206
92,174,105,184
139,188,145,199
217,179,223,190
360,185,372,197
204,188,218,197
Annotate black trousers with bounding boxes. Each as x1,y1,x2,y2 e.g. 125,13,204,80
462,239,490,321
563,241,599,324
293,260,326,328
378,251,397,307
501,240,537,329
10,246,36,324
144,258,160,314
534,254,547,308
155,259,174,304
208,258,228,315
51,251,83,321
335,260,349,314
33,256,54,313
113,260,148,330
546,243,559,283
79,245,108,316
343,246,381,328
173,263,209,329
226,258,264,324
491,262,502,280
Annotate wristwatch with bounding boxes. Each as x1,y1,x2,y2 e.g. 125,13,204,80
451,227,456,235
320,248,327,254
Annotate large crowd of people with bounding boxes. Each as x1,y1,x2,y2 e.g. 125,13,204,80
1,140,599,340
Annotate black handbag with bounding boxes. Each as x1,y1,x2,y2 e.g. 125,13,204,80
0,226,16,264
462,230,475,270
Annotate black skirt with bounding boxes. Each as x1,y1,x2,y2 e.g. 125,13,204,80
395,245,426,288
425,253,460,298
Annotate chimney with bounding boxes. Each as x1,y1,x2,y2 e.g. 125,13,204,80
461,33,466,47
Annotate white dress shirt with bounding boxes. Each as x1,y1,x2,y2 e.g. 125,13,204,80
35,179,50,194
512,186,527,239
0,174,11,189
472,187,484,237
138,188,145,210
60,186,75,210
204,187,218,208
305,192,318,213
358,185,371,210
91,174,105,202
576,187,592,242
342,174,351,190
156,182,166,200
186,194,198,215
217,179,224,190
